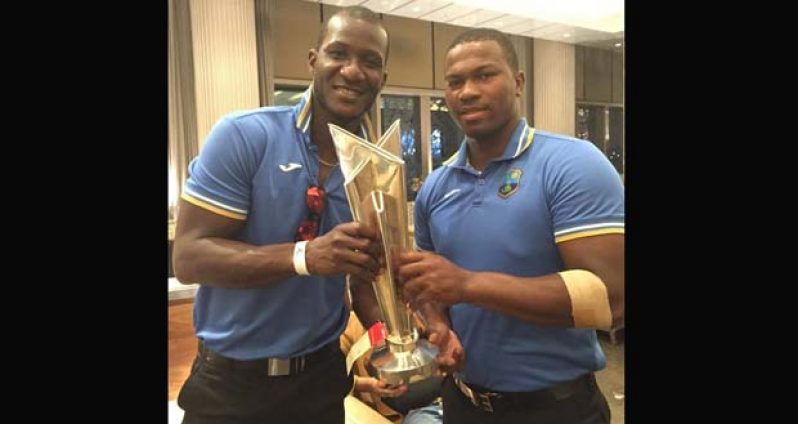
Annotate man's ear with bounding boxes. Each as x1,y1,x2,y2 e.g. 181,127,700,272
515,71,525,97
308,49,318,73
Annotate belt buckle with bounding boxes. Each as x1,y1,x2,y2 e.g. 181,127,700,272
457,378,495,412
267,356,306,376
267,358,290,376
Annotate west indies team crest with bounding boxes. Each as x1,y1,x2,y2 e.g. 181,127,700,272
498,168,523,199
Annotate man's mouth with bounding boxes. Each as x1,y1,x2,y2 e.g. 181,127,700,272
458,107,487,120
333,85,363,99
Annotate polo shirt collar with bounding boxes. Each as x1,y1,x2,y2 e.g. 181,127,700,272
443,118,536,169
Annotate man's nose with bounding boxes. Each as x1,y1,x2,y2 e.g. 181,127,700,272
340,59,366,82
458,79,480,101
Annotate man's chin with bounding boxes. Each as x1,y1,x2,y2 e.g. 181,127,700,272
329,104,369,123
462,124,491,139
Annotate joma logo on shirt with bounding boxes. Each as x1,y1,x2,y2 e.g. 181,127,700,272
498,168,523,199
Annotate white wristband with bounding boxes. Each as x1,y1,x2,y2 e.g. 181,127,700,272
293,241,310,276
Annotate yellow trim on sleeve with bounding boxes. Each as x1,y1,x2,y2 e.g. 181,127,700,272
555,228,624,244
181,193,247,220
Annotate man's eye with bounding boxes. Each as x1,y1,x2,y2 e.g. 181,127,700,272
328,50,346,59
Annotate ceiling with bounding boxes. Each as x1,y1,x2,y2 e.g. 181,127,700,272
305,0,624,51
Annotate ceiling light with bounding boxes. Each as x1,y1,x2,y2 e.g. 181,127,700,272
448,0,624,33
563,33,571,38
614,42,622,47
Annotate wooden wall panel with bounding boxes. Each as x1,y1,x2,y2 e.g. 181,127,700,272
190,0,260,148
575,45,585,101
273,0,320,80
612,51,624,104
533,39,575,136
381,15,433,88
511,35,534,123
583,47,612,103
168,0,198,212
432,23,467,90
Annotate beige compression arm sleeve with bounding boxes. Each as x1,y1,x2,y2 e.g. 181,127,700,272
558,269,613,331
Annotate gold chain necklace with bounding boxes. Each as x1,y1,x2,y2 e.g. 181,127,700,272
318,157,338,167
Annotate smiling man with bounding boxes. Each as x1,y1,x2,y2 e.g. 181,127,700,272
173,6,406,424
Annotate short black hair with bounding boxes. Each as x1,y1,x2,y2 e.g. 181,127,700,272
317,6,390,64
447,28,518,73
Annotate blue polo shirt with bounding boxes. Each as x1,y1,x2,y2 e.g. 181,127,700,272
181,86,377,360
414,119,624,391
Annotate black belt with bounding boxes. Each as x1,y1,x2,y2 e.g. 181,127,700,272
197,340,340,376
453,374,597,413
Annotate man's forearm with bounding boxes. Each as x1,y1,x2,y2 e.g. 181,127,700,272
463,272,575,327
350,278,383,329
462,270,622,330
174,238,297,288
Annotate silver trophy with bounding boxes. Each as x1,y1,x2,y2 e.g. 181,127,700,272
330,120,438,385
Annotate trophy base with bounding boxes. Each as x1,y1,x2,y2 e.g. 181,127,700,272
368,338,439,386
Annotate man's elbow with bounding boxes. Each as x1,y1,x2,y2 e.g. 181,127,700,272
172,248,200,284
173,265,198,285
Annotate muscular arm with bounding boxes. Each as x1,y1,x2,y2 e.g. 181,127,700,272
173,200,298,288
173,200,381,288
399,233,624,330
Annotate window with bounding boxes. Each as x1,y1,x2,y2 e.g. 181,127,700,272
380,95,423,201
273,85,305,106
576,103,624,176
576,105,607,151
607,107,623,174
430,97,463,170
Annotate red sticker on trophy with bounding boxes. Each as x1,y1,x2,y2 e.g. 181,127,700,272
368,321,387,348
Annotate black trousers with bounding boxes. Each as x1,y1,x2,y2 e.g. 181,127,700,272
177,343,353,424
441,374,611,424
